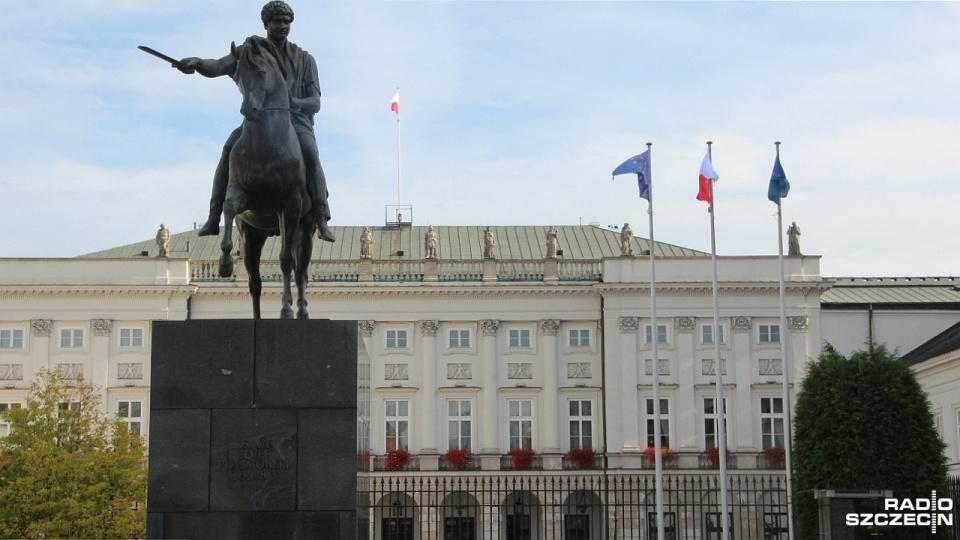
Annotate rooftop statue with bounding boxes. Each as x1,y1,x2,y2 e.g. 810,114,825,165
787,221,801,256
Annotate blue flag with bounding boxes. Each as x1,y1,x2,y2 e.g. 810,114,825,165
767,154,790,204
612,150,651,200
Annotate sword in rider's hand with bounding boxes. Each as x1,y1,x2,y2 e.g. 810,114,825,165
137,45,194,74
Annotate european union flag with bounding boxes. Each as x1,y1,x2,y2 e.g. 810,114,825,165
613,150,652,200
767,154,790,204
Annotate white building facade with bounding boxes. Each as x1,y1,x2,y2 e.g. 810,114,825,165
0,225,833,539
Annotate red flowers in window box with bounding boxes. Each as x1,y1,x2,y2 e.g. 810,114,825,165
706,446,731,467
508,447,535,470
763,446,785,467
385,448,409,471
644,445,675,463
567,446,596,469
445,448,471,469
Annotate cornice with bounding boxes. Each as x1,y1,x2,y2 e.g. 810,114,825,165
598,281,828,297
0,285,197,300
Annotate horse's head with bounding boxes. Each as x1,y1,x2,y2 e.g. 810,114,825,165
231,38,283,122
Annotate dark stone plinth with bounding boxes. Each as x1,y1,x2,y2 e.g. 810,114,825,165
147,320,358,540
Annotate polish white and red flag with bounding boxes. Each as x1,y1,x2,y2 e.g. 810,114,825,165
696,151,720,204
390,89,400,115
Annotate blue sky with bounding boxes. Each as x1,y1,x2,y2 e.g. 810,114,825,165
1,1,958,277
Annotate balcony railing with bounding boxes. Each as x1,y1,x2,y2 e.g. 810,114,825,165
189,259,603,284
698,452,738,470
500,454,544,471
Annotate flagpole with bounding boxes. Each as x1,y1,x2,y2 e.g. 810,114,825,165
775,141,797,540
395,87,402,210
707,140,732,540
644,142,667,540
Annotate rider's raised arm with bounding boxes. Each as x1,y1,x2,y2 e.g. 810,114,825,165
176,53,237,78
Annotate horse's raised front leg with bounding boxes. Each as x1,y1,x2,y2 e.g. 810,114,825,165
219,188,246,278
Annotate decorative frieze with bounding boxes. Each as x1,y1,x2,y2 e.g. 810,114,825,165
541,319,560,336
420,320,439,336
358,321,375,337
731,316,752,332
91,319,113,336
384,363,408,380
788,316,809,332
759,359,783,376
618,317,639,333
567,362,592,379
57,363,84,380
674,317,696,333
117,363,144,380
31,319,52,337
0,364,24,381
508,363,532,379
481,320,500,336
447,363,473,380
644,359,670,376
701,359,727,376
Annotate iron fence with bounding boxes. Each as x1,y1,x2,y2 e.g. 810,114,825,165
360,473,789,540
952,476,960,540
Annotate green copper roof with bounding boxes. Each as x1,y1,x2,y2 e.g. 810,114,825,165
821,277,960,306
79,225,708,261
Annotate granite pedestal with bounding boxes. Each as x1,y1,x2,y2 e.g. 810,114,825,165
147,319,358,540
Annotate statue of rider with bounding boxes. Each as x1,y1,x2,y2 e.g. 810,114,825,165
176,1,335,243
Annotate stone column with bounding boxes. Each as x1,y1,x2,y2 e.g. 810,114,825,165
91,319,113,391
674,317,697,452
541,319,561,454
615,317,641,456
480,320,500,455
731,316,753,452
30,319,53,382
419,320,440,455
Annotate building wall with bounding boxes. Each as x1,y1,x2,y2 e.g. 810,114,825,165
911,352,960,473
0,254,823,474
822,309,960,357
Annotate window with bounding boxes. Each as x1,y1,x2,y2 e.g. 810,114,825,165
645,398,671,447
702,325,725,344
759,324,780,344
60,328,84,348
644,324,668,345
0,403,21,437
760,397,784,448
385,400,409,451
58,401,82,415
703,397,729,449
509,329,531,348
119,328,143,348
385,330,407,349
0,329,23,349
448,329,470,348
569,400,593,449
508,399,533,450
568,329,590,348
117,400,143,436
447,400,472,451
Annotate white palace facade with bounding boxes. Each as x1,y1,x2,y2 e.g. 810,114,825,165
0,224,955,539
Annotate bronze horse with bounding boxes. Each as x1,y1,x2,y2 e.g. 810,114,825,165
218,37,314,319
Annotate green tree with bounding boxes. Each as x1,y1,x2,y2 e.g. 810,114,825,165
0,369,146,539
793,343,948,539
